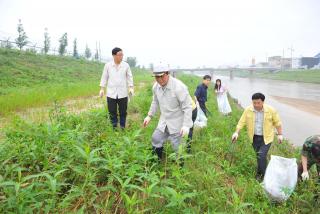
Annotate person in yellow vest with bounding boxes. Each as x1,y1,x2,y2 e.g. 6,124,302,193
231,92,283,180
187,98,197,153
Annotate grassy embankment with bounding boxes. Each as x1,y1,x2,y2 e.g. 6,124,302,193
0,48,319,213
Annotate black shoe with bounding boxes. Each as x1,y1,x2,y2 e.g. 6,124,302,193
186,140,191,154
255,174,263,182
178,157,184,168
152,147,163,161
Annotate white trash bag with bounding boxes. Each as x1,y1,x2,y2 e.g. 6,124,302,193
263,155,297,202
194,105,207,128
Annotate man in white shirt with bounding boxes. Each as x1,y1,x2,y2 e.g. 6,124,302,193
143,63,193,163
99,47,134,129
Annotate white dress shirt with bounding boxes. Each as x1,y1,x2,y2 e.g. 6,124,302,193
100,60,134,99
254,108,264,136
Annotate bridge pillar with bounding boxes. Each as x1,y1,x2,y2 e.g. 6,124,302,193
229,70,234,79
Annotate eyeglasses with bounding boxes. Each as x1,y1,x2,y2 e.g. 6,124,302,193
155,75,166,79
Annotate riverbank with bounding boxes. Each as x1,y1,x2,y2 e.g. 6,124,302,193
202,73,320,147
214,69,320,84
0,73,318,213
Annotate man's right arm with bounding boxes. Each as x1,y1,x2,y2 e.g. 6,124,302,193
100,64,109,88
194,86,201,102
99,64,109,97
148,84,159,117
301,155,308,172
235,109,247,133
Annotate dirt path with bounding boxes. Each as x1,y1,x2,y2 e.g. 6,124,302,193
0,95,105,138
0,81,149,139
271,95,320,116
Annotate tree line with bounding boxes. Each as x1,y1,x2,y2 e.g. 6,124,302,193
1,19,138,67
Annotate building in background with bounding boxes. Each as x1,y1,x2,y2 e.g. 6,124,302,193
292,58,301,69
300,57,320,69
268,56,291,69
268,56,281,68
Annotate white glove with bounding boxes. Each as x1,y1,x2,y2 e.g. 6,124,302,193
99,89,105,98
143,116,151,127
301,171,309,181
277,135,284,144
180,126,190,137
129,87,134,96
195,101,200,108
232,132,238,142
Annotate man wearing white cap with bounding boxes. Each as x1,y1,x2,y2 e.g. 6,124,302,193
143,63,193,162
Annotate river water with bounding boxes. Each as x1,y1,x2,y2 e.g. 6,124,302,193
192,71,320,146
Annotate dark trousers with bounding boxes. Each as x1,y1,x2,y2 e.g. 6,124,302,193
187,108,198,153
107,96,128,128
188,108,198,140
252,135,271,178
199,102,207,116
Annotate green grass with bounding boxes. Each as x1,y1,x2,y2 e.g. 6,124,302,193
0,48,103,89
0,48,104,115
0,48,150,115
215,69,320,84
0,73,319,213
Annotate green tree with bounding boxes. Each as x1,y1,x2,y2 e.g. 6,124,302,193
73,38,79,58
94,48,99,61
15,19,28,50
126,57,137,67
43,28,50,54
85,44,92,59
149,63,154,71
58,33,68,56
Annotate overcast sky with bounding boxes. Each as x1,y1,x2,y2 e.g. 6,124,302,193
0,0,319,68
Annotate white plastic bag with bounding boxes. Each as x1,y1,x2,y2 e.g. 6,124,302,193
194,105,207,128
263,155,297,202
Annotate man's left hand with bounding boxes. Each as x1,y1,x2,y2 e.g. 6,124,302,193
180,126,190,137
277,135,283,144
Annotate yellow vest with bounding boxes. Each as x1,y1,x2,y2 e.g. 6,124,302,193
236,104,282,144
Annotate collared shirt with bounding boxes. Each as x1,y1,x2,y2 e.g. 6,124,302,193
194,83,208,104
254,108,264,136
236,104,282,144
99,60,134,99
301,135,320,163
148,76,193,134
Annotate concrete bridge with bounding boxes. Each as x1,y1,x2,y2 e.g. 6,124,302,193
170,67,279,78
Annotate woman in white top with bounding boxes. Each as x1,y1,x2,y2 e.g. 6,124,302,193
214,79,232,115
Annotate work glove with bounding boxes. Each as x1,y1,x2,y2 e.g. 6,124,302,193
143,116,151,127
301,171,309,181
180,126,190,137
99,89,105,98
231,132,238,143
277,135,284,144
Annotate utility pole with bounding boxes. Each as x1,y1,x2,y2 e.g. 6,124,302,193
281,48,284,71
288,45,294,69
99,41,101,61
